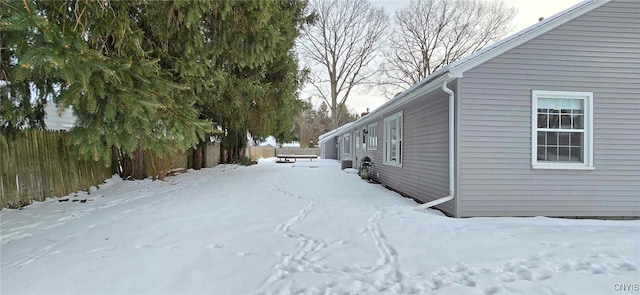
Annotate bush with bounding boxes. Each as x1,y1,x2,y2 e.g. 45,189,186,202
233,156,258,166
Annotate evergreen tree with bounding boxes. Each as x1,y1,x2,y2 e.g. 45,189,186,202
1,0,209,166
197,0,313,162
2,0,313,169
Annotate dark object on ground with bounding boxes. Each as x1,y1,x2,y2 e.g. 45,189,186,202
276,154,318,163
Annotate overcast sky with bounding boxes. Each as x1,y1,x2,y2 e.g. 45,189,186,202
311,0,585,114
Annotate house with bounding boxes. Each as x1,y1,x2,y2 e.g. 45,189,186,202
44,102,76,131
322,0,639,218
319,122,354,160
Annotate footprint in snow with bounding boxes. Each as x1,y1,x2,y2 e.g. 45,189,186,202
206,244,224,249
617,261,638,271
498,272,517,282
484,285,501,295
236,252,252,257
534,272,552,281
516,268,533,280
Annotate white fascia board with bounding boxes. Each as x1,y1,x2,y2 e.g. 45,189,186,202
319,122,355,143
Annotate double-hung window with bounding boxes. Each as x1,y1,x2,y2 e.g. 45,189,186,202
532,90,593,169
383,111,403,166
342,134,350,155
367,123,377,150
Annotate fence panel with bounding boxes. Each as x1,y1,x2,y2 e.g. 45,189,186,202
0,130,113,209
248,146,276,160
275,147,320,156
206,142,221,167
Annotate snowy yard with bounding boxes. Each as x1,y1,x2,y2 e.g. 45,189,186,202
1,159,639,295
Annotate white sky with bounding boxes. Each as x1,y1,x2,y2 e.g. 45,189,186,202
305,0,585,114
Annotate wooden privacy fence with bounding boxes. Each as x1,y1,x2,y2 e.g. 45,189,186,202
248,146,276,160
0,131,222,209
0,130,113,209
247,146,320,160
276,147,320,156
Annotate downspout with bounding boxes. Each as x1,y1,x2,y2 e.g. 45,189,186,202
415,75,456,211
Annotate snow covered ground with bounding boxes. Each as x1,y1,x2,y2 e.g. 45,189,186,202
1,159,638,295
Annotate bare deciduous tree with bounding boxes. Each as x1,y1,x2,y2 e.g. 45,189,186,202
381,0,515,90
299,0,388,129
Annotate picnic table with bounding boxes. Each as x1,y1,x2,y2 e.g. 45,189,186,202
276,154,318,163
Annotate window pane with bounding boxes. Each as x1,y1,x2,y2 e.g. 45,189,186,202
558,147,570,161
537,98,549,109
546,132,558,145
547,147,558,161
570,132,582,147
537,114,548,128
540,98,582,110
570,147,582,162
573,115,583,129
537,146,546,161
561,115,572,129
537,132,545,145
559,132,570,146
390,121,397,161
549,114,559,128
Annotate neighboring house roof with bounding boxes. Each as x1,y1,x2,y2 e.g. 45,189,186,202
319,122,354,143
326,0,609,133
44,102,76,131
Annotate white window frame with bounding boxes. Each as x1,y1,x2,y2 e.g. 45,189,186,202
531,90,594,170
342,134,350,156
367,123,377,150
383,111,403,167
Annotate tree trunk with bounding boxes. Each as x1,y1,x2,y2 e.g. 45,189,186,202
193,144,203,170
131,146,146,180
201,142,208,168
192,141,208,169
119,145,146,180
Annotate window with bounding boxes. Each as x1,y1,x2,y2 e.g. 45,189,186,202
532,90,593,169
355,131,360,151
342,134,350,154
367,123,377,150
383,111,403,166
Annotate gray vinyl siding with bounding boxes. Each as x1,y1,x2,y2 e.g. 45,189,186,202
366,85,454,216
320,137,337,159
457,1,640,217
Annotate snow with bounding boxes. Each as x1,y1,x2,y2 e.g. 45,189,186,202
1,159,638,295
253,136,300,148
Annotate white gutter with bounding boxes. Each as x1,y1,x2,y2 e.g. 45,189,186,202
415,75,456,211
